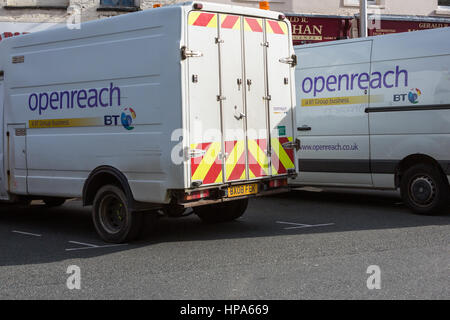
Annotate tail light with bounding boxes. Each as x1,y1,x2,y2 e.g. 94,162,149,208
269,178,288,188
185,189,210,201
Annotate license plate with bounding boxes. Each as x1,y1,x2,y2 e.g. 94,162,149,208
227,183,258,198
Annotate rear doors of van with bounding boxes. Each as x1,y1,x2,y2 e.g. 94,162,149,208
186,11,295,187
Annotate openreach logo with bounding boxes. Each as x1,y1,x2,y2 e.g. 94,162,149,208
408,88,422,104
27,83,138,131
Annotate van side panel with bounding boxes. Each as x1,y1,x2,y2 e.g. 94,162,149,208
293,41,373,187
4,7,184,203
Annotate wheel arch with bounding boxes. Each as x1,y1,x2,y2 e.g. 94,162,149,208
395,153,447,188
82,166,135,209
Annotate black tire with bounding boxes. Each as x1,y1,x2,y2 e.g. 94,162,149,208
43,198,66,207
400,163,450,215
194,198,248,223
92,185,143,243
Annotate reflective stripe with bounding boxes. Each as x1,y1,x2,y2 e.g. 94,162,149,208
190,138,294,185
266,20,288,35
225,140,245,181
271,137,295,175
248,139,269,177
189,12,218,28
191,141,222,184
244,18,263,33
221,14,241,30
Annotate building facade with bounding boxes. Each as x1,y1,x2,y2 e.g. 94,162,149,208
1,0,449,42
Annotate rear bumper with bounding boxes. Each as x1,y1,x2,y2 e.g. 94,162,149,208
174,176,293,208
181,186,288,208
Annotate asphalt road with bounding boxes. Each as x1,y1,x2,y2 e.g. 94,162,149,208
0,188,449,299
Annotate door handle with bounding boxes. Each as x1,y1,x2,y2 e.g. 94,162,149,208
234,106,246,120
297,125,311,131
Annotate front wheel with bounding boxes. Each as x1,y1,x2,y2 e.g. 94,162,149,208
194,198,248,223
400,164,450,215
92,185,143,243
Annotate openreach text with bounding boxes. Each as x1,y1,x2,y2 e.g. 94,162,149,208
28,82,121,115
300,65,409,96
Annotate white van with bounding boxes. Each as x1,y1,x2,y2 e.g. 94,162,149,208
0,2,298,242
291,27,450,215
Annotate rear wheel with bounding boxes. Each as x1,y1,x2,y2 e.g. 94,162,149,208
400,163,449,215
194,198,248,223
92,185,143,243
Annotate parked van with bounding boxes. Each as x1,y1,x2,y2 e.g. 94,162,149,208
291,27,450,215
0,2,298,242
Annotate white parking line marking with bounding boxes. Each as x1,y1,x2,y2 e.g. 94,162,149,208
293,187,323,192
12,230,42,237
276,221,335,230
284,223,335,230
65,241,128,251
68,241,99,248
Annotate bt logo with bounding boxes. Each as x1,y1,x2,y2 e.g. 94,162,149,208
104,107,137,130
408,88,421,104
121,108,136,130
393,88,421,104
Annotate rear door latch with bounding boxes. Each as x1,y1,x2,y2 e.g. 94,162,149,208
279,54,298,67
282,139,301,151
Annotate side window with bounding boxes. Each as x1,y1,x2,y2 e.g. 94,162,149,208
99,0,137,8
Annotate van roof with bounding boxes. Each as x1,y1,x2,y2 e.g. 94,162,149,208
0,1,285,50
294,26,450,50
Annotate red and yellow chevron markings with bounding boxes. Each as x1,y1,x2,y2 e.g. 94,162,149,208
220,14,241,30
188,14,285,34
271,137,295,175
247,139,269,178
225,140,246,181
188,12,218,28
190,137,293,185
266,19,288,35
244,17,263,33
190,142,223,185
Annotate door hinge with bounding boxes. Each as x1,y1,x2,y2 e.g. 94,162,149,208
181,46,203,60
184,147,206,161
12,55,24,64
279,54,298,67
215,37,224,44
219,152,229,159
263,95,272,101
15,128,26,136
261,42,270,47
217,95,226,101
191,180,203,188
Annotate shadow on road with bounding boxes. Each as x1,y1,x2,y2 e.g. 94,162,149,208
0,188,449,267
